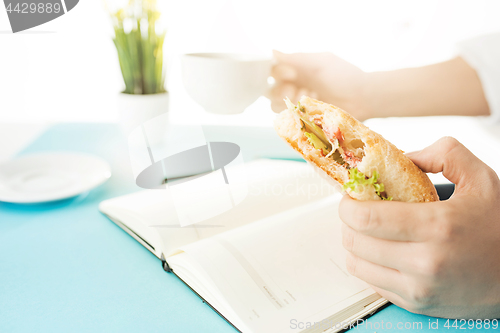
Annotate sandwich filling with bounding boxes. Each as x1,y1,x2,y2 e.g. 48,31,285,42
291,100,392,200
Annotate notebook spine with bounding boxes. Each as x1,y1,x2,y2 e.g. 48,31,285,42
160,253,173,273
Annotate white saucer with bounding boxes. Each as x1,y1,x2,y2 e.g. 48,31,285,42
0,152,111,203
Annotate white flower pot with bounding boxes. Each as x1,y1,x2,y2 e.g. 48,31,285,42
117,92,169,144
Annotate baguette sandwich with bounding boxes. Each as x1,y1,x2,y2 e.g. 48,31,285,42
274,96,438,202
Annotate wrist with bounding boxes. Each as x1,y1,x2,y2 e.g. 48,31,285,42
359,70,410,119
358,72,377,120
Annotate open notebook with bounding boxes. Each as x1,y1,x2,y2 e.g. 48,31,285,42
99,159,387,333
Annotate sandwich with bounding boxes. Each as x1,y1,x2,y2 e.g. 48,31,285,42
274,96,438,202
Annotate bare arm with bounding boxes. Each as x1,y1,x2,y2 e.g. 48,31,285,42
270,52,490,120
363,57,490,118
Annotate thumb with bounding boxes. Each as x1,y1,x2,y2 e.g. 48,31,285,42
272,49,284,58
408,137,495,194
272,49,290,61
272,50,298,81
272,50,306,66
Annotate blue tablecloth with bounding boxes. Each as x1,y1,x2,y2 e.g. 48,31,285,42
0,124,494,332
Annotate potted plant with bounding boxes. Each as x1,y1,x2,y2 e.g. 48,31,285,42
109,0,168,139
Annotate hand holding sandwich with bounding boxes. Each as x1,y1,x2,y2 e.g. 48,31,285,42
340,137,500,318
275,96,500,318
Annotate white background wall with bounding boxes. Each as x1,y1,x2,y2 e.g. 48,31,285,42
1,0,500,124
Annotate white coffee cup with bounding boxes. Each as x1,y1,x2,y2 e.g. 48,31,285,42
181,53,273,115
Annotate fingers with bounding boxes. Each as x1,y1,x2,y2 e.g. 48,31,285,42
369,285,411,310
404,150,421,159
408,137,496,192
270,82,297,101
339,195,441,241
272,49,286,61
272,50,305,67
270,52,300,113
268,82,317,113
271,63,297,82
346,252,406,296
270,50,320,112
296,87,309,99
269,83,296,112
271,51,299,83
341,223,413,271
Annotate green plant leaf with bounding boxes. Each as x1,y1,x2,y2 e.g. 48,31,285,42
108,0,166,94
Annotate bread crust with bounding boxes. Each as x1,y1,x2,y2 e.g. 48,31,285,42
274,96,439,203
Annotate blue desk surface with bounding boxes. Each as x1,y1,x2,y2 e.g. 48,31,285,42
0,124,493,333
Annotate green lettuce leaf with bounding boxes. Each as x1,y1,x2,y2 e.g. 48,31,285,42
343,168,392,200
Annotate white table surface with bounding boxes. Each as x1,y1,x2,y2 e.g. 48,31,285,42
0,123,48,163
